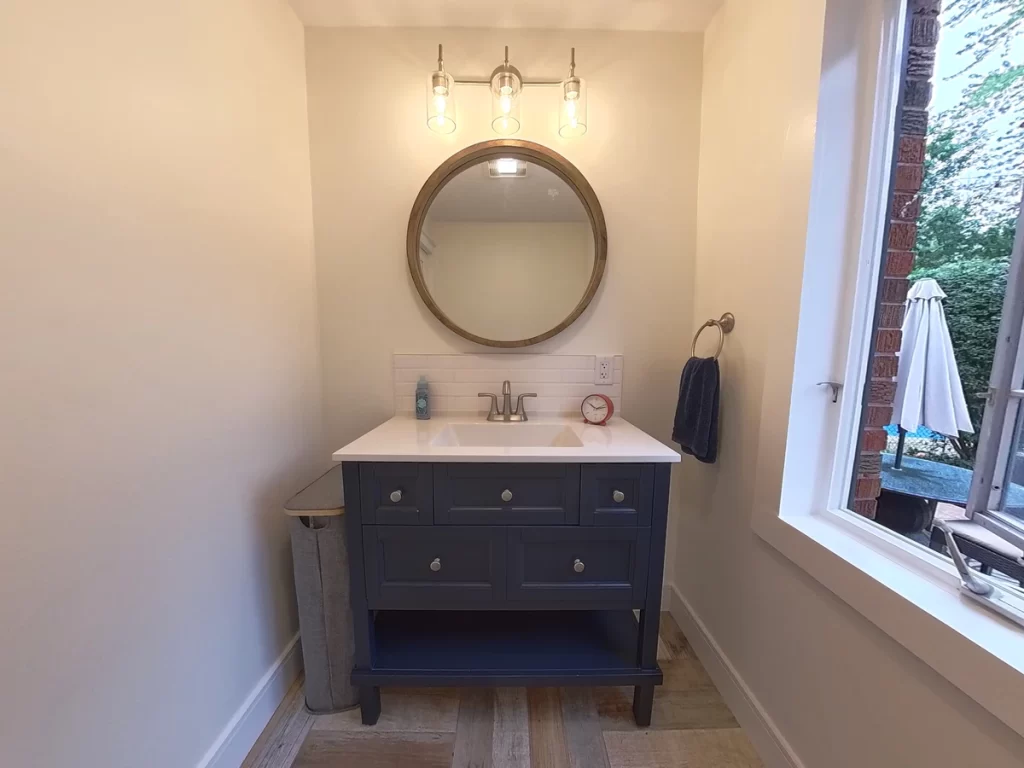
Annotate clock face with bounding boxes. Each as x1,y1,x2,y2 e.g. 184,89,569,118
581,394,613,425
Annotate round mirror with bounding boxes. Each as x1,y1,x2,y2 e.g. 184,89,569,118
407,140,607,347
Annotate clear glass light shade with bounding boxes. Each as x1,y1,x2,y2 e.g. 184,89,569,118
490,69,522,135
426,71,456,134
559,76,587,138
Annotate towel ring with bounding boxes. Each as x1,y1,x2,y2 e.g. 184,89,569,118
690,312,736,360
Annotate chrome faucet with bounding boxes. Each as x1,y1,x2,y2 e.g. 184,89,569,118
478,380,537,422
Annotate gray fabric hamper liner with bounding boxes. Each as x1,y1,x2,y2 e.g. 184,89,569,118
286,466,358,713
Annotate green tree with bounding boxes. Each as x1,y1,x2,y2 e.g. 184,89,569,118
905,2,1022,463
914,114,1017,272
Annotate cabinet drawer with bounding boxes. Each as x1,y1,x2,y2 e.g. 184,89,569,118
363,526,505,609
434,464,580,525
580,465,654,526
360,463,432,525
507,526,650,606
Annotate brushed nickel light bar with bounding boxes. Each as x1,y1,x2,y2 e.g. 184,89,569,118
426,45,587,137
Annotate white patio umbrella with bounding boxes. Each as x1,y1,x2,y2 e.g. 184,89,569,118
892,278,974,467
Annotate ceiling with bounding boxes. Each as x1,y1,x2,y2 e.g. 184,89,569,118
287,1,721,31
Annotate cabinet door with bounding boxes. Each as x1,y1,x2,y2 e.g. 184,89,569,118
507,526,649,607
360,463,432,525
363,525,506,609
580,464,654,526
434,464,580,525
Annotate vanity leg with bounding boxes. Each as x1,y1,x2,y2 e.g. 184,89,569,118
632,684,655,727
359,686,381,725
343,465,381,727
632,465,671,729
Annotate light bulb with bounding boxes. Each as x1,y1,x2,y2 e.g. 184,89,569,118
500,95,512,115
427,60,455,133
565,97,578,129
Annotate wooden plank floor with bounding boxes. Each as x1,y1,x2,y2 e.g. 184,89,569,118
242,613,762,768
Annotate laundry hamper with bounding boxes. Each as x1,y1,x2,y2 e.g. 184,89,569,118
284,465,358,713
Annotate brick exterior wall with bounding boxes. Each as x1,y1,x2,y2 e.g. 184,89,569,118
852,0,942,520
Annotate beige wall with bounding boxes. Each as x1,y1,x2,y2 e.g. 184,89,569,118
305,28,702,465
678,0,1024,766
424,221,593,341
0,2,322,766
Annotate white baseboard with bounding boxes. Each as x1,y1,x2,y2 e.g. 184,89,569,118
665,584,804,768
196,633,304,768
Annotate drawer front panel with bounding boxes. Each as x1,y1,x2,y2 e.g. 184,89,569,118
363,526,505,608
435,464,580,525
580,464,654,526
360,463,433,525
507,526,650,606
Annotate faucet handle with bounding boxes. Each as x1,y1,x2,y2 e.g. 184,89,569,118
478,392,500,420
514,393,538,420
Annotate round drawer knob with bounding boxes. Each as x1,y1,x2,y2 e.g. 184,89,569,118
573,558,585,573
389,490,403,503
501,489,513,503
612,490,625,503
430,557,441,572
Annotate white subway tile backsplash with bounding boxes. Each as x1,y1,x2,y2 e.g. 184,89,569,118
448,395,484,413
506,369,563,384
394,355,433,369
563,369,596,384
393,354,624,417
395,367,455,383
453,369,510,383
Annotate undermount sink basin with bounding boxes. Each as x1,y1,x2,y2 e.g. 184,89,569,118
431,422,584,448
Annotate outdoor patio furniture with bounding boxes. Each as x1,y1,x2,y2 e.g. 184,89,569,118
890,279,974,469
928,520,1024,588
876,489,936,535
881,453,974,506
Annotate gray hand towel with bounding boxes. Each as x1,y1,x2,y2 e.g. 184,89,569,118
672,356,720,463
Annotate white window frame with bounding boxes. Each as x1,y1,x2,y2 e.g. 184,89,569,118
967,232,1024,546
752,0,1024,741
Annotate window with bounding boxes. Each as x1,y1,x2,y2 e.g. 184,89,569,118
752,0,1024,739
844,0,1024,609
967,258,1024,548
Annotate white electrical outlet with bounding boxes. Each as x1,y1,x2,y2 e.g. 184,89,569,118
595,356,614,385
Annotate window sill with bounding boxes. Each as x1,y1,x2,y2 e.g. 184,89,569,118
754,507,1024,738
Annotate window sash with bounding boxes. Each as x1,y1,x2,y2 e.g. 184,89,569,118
966,185,1024,550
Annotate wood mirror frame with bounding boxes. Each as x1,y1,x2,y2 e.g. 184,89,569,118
407,139,607,348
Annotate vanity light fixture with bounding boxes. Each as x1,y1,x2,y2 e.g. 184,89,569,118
490,47,523,135
425,46,587,138
559,48,587,138
426,44,456,134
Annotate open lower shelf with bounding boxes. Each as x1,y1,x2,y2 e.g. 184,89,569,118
352,609,663,687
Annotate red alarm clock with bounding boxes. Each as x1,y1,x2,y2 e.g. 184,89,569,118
581,394,614,426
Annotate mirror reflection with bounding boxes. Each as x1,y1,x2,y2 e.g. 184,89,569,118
417,157,595,343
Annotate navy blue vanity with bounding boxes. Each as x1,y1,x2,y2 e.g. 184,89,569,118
341,460,672,726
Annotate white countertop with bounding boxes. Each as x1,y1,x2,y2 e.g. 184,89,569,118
332,415,681,463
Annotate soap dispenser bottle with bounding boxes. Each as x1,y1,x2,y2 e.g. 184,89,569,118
415,376,430,420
